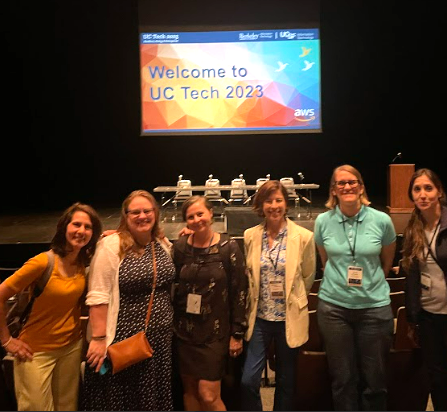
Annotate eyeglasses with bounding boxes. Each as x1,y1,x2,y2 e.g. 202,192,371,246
335,180,360,188
126,208,155,217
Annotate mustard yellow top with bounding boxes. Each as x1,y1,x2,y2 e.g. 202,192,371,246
5,252,86,352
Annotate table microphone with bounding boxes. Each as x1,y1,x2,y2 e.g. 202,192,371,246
391,152,402,163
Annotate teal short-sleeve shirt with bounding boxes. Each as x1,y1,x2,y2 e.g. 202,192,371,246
314,205,396,309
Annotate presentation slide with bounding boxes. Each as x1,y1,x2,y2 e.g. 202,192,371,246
140,28,320,136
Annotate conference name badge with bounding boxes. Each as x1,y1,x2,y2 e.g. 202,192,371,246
347,266,363,287
269,280,285,299
186,293,202,314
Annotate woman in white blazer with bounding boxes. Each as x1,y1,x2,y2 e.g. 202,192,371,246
240,180,316,411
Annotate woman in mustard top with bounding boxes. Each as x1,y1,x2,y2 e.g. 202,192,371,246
0,202,102,411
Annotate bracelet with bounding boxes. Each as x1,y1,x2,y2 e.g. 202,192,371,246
2,336,12,348
91,335,106,341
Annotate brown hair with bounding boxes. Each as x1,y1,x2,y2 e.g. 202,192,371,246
252,180,289,217
117,190,161,258
181,195,213,222
401,168,446,271
51,202,102,267
324,164,371,209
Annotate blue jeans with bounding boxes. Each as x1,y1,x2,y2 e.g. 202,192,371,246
241,318,298,411
317,299,394,411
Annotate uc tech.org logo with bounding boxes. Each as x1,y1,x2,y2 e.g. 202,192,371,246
294,108,315,122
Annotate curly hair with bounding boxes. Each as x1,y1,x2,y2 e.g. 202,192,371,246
51,202,102,267
401,168,446,271
117,190,161,258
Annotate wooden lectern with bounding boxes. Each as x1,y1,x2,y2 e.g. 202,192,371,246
387,164,415,213
387,164,415,234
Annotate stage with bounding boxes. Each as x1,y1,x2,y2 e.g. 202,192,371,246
0,195,398,274
0,205,324,245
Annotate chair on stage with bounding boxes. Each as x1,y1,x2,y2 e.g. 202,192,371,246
390,291,406,318
163,175,192,221
244,174,270,205
310,278,322,293
204,174,228,218
295,172,314,219
228,174,249,206
307,292,319,311
280,177,301,218
393,306,419,350
386,276,406,293
300,310,324,352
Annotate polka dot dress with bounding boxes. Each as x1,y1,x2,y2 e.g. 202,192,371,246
81,242,175,411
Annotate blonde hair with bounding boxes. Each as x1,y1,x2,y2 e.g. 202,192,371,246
324,164,371,209
117,190,161,258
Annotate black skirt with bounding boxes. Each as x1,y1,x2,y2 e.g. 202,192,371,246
176,336,229,381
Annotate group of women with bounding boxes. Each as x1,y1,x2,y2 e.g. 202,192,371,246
0,165,445,411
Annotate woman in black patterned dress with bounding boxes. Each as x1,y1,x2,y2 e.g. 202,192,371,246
81,190,175,411
172,196,248,411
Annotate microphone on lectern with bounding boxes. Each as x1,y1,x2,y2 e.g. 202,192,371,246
391,152,402,163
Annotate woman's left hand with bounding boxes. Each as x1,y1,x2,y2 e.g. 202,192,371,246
229,336,243,358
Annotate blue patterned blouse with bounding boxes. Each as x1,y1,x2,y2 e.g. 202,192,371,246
257,225,288,321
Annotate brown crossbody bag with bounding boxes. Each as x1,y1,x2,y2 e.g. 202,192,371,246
106,241,157,374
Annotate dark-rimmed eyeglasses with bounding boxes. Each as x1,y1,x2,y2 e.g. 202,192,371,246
335,180,359,188
126,208,155,217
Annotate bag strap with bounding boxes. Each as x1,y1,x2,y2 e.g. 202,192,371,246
19,250,55,324
144,242,158,331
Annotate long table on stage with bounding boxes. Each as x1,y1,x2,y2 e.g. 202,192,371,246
153,184,320,192
154,183,320,218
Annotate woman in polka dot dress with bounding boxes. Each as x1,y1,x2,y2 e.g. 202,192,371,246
81,190,175,411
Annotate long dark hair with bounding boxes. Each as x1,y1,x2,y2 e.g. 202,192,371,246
51,202,102,267
401,168,446,271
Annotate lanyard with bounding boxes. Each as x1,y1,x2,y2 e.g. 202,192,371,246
268,231,285,273
424,220,441,261
342,216,360,264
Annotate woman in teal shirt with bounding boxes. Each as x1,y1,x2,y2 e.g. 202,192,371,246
314,164,396,411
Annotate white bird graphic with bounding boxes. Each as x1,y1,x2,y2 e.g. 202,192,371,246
302,60,315,71
275,61,289,72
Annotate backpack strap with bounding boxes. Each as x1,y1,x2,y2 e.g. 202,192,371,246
34,250,55,297
19,250,55,324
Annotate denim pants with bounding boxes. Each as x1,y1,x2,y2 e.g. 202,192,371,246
317,299,394,411
241,317,298,411
418,309,447,411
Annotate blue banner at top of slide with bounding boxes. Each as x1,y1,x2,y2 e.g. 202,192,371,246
140,29,319,44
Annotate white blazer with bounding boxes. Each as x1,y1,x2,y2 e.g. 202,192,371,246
244,218,316,348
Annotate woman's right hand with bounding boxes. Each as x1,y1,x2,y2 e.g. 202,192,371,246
86,340,107,373
4,337,33,361
102,229,118,238
178,227,194,237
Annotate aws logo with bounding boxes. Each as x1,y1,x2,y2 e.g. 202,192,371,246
294,108,316,122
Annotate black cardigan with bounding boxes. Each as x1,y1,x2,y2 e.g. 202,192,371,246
403,205,447,324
